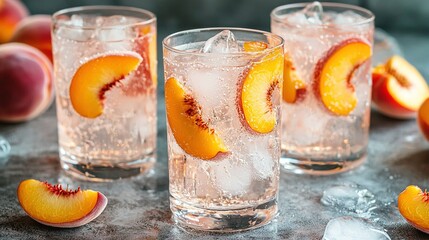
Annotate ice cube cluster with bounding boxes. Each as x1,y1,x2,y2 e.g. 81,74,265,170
285,1,367,26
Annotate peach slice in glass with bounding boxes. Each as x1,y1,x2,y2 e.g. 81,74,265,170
165,77,228,160
314,38,371,116
243,41,268,52
239,47,284,134
17,179,107,228
69,53,142,118
282,54,306,104
398,185,429,233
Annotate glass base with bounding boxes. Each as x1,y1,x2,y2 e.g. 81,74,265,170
60,150,155,182
170,196,278,232
280,151,366,175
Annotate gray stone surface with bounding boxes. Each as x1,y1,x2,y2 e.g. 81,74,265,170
1,30,429,239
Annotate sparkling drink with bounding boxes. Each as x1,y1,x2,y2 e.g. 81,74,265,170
52,6,157,181
271,2,374,174
163,28,283,231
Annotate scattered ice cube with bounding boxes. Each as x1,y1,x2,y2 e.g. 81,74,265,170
302,1,323,24
211,158,252,196
0,136,11,159
321,185,376,215
200,30,241,53
323,216,391,240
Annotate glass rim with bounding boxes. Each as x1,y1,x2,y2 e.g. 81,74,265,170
271,2,374,27
52,5,156,30
162,27,284,56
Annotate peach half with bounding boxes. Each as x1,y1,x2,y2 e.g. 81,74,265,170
0,43,53,122
165,77,228,160
239,47,284,134
418,98,429,141
398,185,429,234
17,179,107,228
11,15,53,62
371,55,429,119
314,38,371,116
70,53,142,118
282,54,306,104
0,0,28,43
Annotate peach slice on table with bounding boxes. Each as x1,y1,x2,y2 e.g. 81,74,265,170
282,54,306,104
165,77,228,160
371,55,429,119
17,179,107,228
398,185,429,234
239,47,284,134
418,98,429,141
70,53,142,118
314,38,371,116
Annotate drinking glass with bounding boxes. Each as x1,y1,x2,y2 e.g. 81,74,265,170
163,28,283,231
52,6,157,181
271,2,374,175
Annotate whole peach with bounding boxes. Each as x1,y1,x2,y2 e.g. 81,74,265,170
11,15,52,62
0,0,28,43
0,43,53,122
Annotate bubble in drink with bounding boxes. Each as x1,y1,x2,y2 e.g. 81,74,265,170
200,30,241,53
323,216,391,240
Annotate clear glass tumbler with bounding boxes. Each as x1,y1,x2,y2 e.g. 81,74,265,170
52,6,157,181
271,2,374,175
163,28,283,231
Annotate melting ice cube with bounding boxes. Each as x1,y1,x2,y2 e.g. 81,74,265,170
323,216,391,240
321,185,376,216
200,30,241,53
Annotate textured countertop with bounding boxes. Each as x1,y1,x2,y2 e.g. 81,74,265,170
1,30,429,239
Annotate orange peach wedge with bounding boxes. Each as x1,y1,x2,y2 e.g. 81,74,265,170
282,54,306,104
314,38,371,116
239,47,284,133
398,185,429,234
372,55,429,119
70,53,142,118
418,98,429,141
165,77,228,160
17,179,107,228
